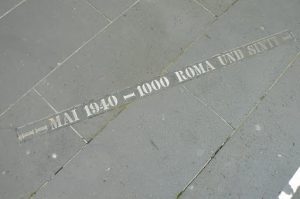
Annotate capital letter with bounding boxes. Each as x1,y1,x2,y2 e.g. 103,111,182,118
49,115,62,130
175,70,188,83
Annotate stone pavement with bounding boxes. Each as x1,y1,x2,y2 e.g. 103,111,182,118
0,0,299,198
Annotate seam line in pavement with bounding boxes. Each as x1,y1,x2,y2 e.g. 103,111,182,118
192,0,216,18
84,0,113,22
177,51,300,199
182,85,235,130
33,88,88,143
218,0,240,18
0,0,27,21
0,0,140,119
28,145,87,198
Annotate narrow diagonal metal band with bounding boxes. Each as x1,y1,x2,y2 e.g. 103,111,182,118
17,30,295,142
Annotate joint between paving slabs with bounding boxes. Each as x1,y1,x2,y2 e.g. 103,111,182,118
84,0,112,22
176,51,300,199
0,0,27,21
33,88,88,143
181,85,235,130
192,0,240,18
0,0,140,120
28,145,87,199
192,0,217,18
218,0,240,18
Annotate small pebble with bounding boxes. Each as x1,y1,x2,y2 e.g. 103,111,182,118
51,153,57,159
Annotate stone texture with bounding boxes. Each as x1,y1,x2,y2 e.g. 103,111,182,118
0,0,108,115
0,90,84,199
167,0,300,128
35,86,232,199
197,0,237,16
36,0,214,140
86,0,137,20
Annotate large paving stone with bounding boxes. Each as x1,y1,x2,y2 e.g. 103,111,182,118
35,86,233,199
36,0,215,140
86,0,137,20
180,54,300,199
167,0,300,128
0,0,108,115
0,90,84,199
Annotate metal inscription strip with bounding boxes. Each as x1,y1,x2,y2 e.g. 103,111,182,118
17,30,295,142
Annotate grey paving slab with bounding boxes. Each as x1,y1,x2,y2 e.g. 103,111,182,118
86,0,136,20
180,55,300,199
35,0,214,140
0,90,84,199
167,0,300,129
0,0,108,115
294,189,300,199
35,86,232,199
0,0,23,19
197,0,237,17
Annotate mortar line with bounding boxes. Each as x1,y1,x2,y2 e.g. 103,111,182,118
192,0,216,18
182,85,235,130
33,88,88,143
177,51,300,198
84,0,112,22
0,0,140,119
0,0,27,21
70,126,88,143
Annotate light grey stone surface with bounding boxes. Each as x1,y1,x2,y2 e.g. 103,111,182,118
197,0,237,16
86,0,137,20
180,54,300,199
0,90,84,199
0,0,108,115
35,0,215,140
35,86,232,199
0,0,299,198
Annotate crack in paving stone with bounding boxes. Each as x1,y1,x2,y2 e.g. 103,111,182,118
16,30,295,143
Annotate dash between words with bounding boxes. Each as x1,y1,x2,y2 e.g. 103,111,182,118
17,30,295,142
